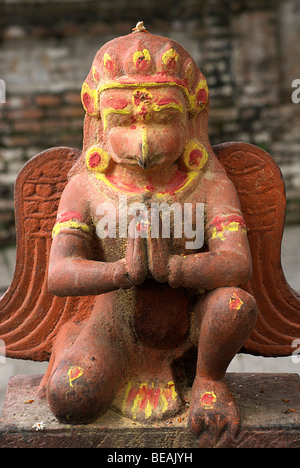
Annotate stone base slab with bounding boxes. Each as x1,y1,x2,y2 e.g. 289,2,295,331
1,373,300,448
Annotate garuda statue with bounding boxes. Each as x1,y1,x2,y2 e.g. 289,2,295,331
1,22,299,445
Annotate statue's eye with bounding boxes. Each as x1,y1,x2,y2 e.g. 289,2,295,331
102,106,133,128
153,107,182,124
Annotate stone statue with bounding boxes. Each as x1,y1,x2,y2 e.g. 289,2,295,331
1,23,299,446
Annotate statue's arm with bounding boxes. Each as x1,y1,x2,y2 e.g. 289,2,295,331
48,175,131,297
48,232,130,297
168,175,252,291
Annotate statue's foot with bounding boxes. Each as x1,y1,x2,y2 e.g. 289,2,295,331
187,376,240,447
115,378,182,422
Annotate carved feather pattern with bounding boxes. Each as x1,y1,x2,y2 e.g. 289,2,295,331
214,142,300,357
0,148,95,361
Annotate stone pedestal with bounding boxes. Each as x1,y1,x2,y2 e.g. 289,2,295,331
1,373,300,448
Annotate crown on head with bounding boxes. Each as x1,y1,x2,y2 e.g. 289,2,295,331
81,24,209,118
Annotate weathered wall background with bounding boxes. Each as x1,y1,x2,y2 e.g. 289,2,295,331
0,0,300,246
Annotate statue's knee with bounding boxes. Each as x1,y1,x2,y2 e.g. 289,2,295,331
209,287,257,326
229,287,257,325
47,362,111,424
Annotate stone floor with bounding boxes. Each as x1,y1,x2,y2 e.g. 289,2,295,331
0,224,300,412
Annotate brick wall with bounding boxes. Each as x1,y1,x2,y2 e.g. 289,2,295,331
0,0,300,245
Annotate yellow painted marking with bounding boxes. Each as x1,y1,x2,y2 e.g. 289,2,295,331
86,146,110,173
183,139,209,172
200,391,217,409
162,48,180,66
68,366,84,388
81,82,98,115
92,65,99,83
192,79,209,107
122,380,178,420
103,52,114,69
141,126,149,163
133,49,151,67
183,60,195,87
229,293,244,311
93,172,125,191
155,171,199,198
160,392,168,414
97,82,204,115
52,221,90,238
152,102,184,114
211,222,247,241
102,107,131,131
168,381,178,401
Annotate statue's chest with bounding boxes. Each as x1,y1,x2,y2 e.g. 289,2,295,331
89,190,206,260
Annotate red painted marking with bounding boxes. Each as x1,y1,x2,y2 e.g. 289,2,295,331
196,88,208,104
93,68,100,82
189,149,203,166
138,105,148,119
126,384,161,414
229,293,243,311
133,91,151,106
57,211,83,223
161,170,188,195
82,92,95,114
118,75,185,88
68,366,84,387
69,367,82,381
109,98,128,110
211,215,247,232
89,151,101,168
156,97,180,106
145,177,155,192
163,382,175,401
136,56,148,72
106,171,189,196
106,174,145,193
105,59,115,72
138,385,161,411
127,387,140,404
166,58,176,69
200,392,216,407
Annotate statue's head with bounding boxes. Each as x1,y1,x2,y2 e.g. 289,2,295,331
80,24,210,178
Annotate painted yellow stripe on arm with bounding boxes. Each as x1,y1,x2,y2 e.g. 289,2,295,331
52,221,91,238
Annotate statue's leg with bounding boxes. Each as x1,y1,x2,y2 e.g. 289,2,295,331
46,307,129,424
188,287,257,444
37,320,84,398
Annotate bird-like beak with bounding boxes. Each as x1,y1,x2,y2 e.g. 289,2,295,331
138,157,147,169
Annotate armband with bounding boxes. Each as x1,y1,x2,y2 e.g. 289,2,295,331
52,211,91,238
209,215,247,241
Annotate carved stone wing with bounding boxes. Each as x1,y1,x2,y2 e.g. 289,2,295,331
213,142,300,357
0,147,95,362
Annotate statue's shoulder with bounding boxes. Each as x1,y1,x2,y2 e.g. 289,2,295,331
63,170,97,199
200,154,236,195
